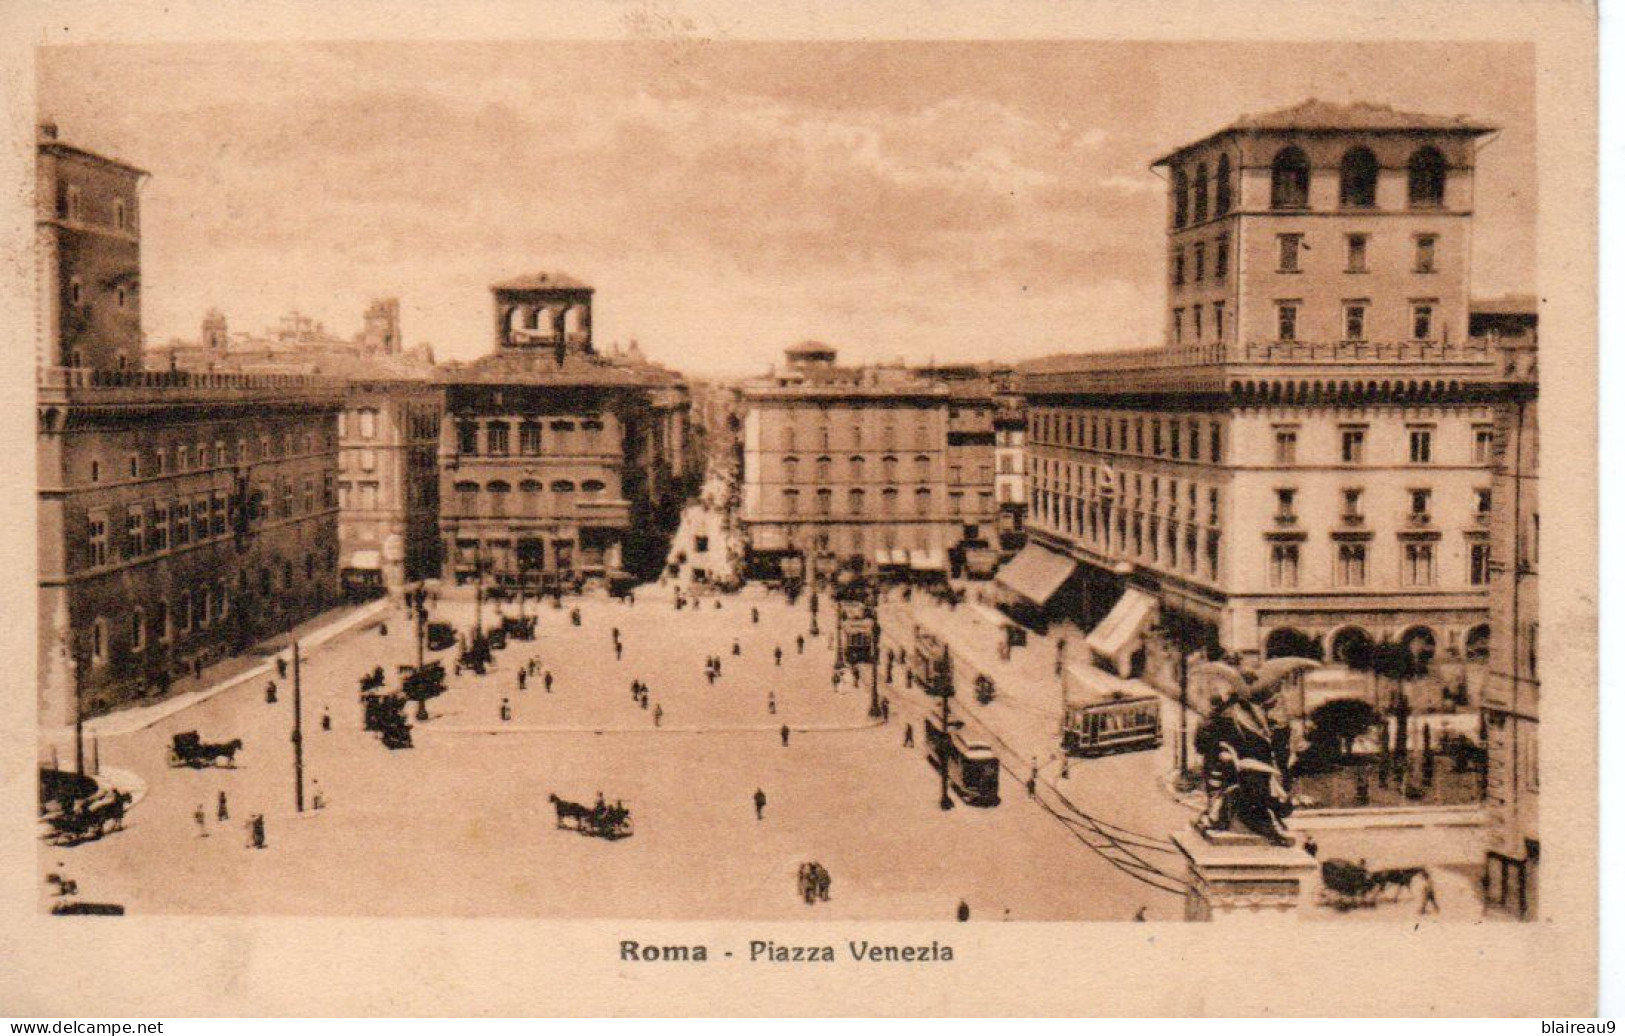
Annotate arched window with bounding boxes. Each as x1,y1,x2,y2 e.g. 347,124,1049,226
882,455,898,482
1173,167,1190,227
453,481,480,494
915,487,931,515
1339,147,1379,208
815,456,832,481
1407,146,1446,207
848,488,865,515
486,480,510,516
581,479,607,494
550,480,576,493
915,455,931,480
783,456,800,483
1215,154,1232,215
486,480,511,493
1270,147,1310,209
849,456,865,482
1192,162,1209,223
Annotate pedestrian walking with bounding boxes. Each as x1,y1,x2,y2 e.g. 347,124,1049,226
321,707,331,732
1303,834,1319,858
956,900,970,922
797,634,805,655
780,724,790,747
903,723,915,748
831,668,841,689
880,698,890,723
1133,907,1147,922
654,704,663,727
312,781,326,811
613,627,621,644
528,658,538,677
1027,759,1039,798
277,657,288,679
518,670,528,691
500,697,512,723
217,790,229,822
751,606,759,624
767,691,777,715
731,639,741,657
1419,873,1441,915
380,622,389,637
249,813,266,850
194,805,208,838
851,667,860,687
706,666,716,686
265,681,278,705
753,787,767,820
544,671,553,693
640,693,649,710
774,646,783,667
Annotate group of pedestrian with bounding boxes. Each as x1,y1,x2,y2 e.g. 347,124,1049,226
704,655,725,684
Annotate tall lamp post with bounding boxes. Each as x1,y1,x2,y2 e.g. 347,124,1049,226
867,584,882,719
291,640,305,813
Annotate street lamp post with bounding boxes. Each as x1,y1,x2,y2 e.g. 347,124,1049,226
292,640,305,814
71,643,86,776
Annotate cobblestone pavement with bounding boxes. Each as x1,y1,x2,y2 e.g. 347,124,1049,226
40,585,1171,921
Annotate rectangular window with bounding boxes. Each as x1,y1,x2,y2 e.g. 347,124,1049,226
1346,233,1368,273
192,497,209,541
1470,542,1492,585
1275,488,1297,520
1415,234,1438,274
1409,428,1434,464
486,424,510,456
1172,249,1185,286
1410,489,1432,522
1209,422,1223,463
210,493,227,536
1213,302,1225,342
1193,242,1206,283
88,514,109,567
1278,234,1303,273
1473,426,1496,464
1402,542,1437,586
1341,427,1366,464
1343,301,1368,342
173,500,190,546
1342,488,1364,520
1270,543,1300,588
1336,543,1368,587
457,423,478,454
1412,302,1436,341
1214,234,1229,279
358,410,377,439
1476,488,1493,516
1172,308,1184,344
1277,302,1299,342
151,504,169,551
521,423,542,455
1273,428,1298,465
1193,305,1204,341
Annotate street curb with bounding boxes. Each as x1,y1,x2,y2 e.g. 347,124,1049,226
42,599,393,743
414,718,887,737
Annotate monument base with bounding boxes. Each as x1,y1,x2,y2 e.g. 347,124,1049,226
1172,827,1317,921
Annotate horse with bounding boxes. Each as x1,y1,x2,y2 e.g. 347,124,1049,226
1371,866,1430,900
549,793,590,831
207,739,244,767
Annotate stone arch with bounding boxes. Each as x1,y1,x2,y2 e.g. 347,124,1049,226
1465,623,1491,663
1329,625,1374,666
1398,625,1438,664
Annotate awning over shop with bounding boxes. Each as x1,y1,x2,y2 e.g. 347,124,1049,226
345,550,382,571
1086,587,1159,677
993,542,1077,608
910,549,947,572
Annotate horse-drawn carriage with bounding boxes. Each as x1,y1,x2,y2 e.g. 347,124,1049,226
549,793,633,840
459,631,493,673
1317,858,1432,909
501,615,537,641
362,691,413,749
168,730,243,768
44,790,132,845
426,621,457,652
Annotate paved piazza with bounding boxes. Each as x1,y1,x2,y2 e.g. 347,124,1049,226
42,586,1181,920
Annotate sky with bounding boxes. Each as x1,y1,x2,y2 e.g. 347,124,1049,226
38,40,1535,378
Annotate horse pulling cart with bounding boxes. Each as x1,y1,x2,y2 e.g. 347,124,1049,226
549,794,633,840
43,790,132,845
168,731,243,768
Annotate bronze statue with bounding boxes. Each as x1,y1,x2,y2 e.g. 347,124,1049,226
1191,657,1319,846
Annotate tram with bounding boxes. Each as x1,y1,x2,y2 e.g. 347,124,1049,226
924,714,1001,807
1060,690,1163,757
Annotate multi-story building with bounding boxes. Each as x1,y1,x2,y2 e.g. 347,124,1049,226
1013,101,1512,684
736,345,1002,581
35,122,345,728
1482,323,1539,917
336,375,444,593
992,381,1028,549
35,120,144,371
435,272,691,587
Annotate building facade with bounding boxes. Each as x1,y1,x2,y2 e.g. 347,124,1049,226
36,124,345,728
1014,101,1509,684
436,273,690,587
737,346,1002,580
35,121,145,371
993,384,1028,548
1482,329,1539,917
337,379,444,593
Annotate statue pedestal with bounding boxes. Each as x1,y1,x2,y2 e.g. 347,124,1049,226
1171,828,1316,922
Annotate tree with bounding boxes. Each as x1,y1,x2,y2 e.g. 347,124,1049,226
1307,698,1380,759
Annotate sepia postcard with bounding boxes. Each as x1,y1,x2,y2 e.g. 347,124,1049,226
0,0,1599,1018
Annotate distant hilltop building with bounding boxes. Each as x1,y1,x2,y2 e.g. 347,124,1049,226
148,296,417,370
